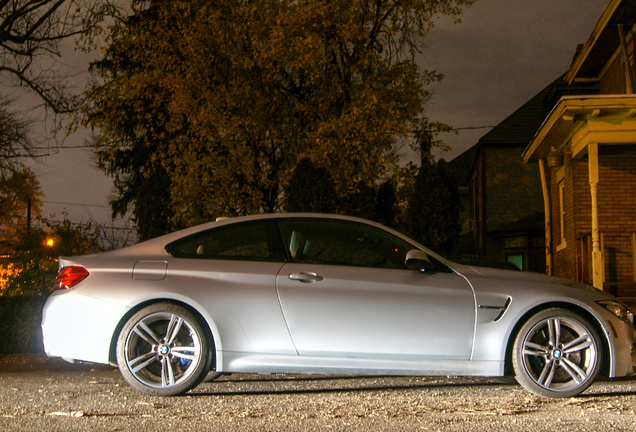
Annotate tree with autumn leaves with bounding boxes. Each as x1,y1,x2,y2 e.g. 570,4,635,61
0,0,112,298
0,98,42,256
85,0,471,242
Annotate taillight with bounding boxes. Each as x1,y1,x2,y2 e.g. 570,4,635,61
54,266,90,290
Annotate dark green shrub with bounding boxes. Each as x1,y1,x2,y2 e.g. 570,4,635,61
0,296,47,353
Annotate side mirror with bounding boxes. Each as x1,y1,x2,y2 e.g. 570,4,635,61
404,249,430,272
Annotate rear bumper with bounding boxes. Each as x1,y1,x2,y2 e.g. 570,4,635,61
41,290,129,365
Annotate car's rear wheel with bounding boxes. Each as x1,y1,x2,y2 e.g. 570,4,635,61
512,308,601,398
116,303,213,396
204,371,223,382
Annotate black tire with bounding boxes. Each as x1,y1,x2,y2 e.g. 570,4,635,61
116,302,213,396
204,371,223,382
512,308,601,398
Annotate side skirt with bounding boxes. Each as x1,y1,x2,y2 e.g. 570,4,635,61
219,352,504,377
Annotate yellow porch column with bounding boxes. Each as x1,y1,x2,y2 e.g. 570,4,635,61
538,159,552,275
588,143,604,289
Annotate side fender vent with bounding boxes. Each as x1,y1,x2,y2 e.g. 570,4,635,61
479,297,512,322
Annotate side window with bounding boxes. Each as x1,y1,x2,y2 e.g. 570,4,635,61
278,219,414,269
166,220,287,262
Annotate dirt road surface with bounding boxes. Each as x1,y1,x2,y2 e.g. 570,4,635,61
0,355,635,431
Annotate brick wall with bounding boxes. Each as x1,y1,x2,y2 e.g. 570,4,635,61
551,146,636,296
598,146,636,295
551,152,579,282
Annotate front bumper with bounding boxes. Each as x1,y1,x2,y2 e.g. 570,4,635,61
606,313,636,378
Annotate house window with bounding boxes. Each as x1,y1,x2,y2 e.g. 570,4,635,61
506,254,524,271
557,181,567,251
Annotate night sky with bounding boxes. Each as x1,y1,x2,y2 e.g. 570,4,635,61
28,0,610,225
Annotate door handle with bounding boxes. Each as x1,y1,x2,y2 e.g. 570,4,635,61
288,272,325,283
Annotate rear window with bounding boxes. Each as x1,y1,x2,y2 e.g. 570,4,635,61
166,220,287,262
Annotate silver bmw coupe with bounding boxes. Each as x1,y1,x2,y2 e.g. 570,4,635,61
42,213,636,397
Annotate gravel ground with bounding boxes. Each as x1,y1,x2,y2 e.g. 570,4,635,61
0,355,635,431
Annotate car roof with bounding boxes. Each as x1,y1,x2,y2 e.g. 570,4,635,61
107,213,430,257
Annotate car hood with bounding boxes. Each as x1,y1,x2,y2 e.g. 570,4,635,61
450,262,600,294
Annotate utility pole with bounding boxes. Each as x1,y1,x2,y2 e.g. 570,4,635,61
26,198,31,234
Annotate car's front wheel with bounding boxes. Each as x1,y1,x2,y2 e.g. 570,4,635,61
512,308,601,398
116,303,213,396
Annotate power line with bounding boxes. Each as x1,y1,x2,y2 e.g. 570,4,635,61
8,124,497,160
26,124,497,152
41,144,95,149
42,200,110,209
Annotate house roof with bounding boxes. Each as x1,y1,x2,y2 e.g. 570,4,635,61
566,0,636,83
477,80,559,146
524,0,636,162
449,77,570,178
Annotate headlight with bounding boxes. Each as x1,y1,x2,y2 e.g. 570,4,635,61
597,300,634,324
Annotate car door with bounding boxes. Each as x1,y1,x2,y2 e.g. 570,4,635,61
166,219,296,354
275,218,476,360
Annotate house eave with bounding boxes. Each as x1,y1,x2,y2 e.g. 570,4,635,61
522,95,636,163
565,0,624,84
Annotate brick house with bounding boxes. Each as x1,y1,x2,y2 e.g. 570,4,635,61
455,84,552,271
523,0,636,296
450,76,594,272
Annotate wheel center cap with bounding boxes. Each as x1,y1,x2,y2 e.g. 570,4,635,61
553,349,563,358
159,345,170,355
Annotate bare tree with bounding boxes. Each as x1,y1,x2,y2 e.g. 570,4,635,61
1,0,86,113
0,0,124,116
0,97,32,170
0,96,41,247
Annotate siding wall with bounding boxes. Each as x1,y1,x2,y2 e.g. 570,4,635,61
599,52,627,95
485,146,544,232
